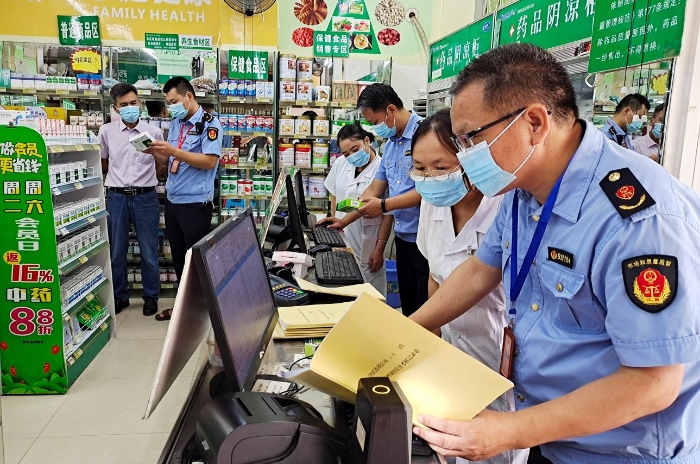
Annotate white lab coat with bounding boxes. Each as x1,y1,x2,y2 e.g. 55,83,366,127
325,155,386,296
417,196,528,464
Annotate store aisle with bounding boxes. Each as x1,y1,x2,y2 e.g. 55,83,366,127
2,298,202,464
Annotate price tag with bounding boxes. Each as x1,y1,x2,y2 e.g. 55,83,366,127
78,255,88,264
313,168,326,173
602,105,616,112
74,145,84,151
137,89,152,96
87,216,96,223
0,87,6,92
51,146,65,153
86,293,94,302
52,187,61,195
59,227,69,236
64,314,71,322
67,356,75,366
84,90,98,96
75,182,84,190
75,349,83,359
101,322,108,331
226,96,239,102
56,90,69,95
254,132,265,137
331,102,341,107
195,91,206,97
342,103,355,108
22,88,36,94
256,98,271,103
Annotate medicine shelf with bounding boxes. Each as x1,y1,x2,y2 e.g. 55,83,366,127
0,88,103,99
132,89,218,104
222,96,274,104
221,163,274,170
220,194,272,200
62,277,110,318
51,176,102,196
59,240,109,276
65,314,111,361
223,130,272,137
55,209,108,236
48,144,101,154
66,317,111,386
279,101,334,108
297,167,331,173
279,134,333,140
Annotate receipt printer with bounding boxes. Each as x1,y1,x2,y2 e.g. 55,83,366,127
195,392,349,464
351,378,411,464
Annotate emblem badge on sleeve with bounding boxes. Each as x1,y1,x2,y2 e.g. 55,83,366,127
621,255,677,313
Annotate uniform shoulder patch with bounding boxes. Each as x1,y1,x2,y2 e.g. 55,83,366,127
621,255,677,313
599,168,656,218
207,127,219,141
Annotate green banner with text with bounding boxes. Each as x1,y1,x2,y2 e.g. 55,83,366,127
314,31,351,57
0,126,66,394
227,51,269,80
497,0,597,48
57,16,101,46
429,16,494,84
589,0,686,73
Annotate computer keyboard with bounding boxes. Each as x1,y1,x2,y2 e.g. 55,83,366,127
315,250,365,285
312,226,347,247
331,397,433,457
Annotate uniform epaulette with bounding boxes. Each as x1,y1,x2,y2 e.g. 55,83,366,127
599,168,656,219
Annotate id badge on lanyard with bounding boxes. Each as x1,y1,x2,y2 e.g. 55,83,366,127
170,124,189,174
499,168,567,380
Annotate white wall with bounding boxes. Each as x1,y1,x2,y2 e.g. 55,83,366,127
430,0,477,42
661,1,700,194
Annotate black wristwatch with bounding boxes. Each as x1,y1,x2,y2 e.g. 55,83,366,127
381,198,387,213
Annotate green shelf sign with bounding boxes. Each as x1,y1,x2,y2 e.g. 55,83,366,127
0,126,66,394
429,16,494,84
227,50,269,80
589,0,686,73
57,16,101,46
497,0,597,49
314,32,351,58
145,33,213,52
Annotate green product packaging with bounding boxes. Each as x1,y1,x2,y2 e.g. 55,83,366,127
337,198,363,212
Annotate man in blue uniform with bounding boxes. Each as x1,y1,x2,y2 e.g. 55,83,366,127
410,44,700,463
145,76,222,321
601,93,650,150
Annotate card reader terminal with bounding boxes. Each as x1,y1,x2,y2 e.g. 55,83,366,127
269,274,310,307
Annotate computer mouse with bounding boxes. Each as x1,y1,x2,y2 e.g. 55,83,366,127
309,244,332,254
315,221,330,228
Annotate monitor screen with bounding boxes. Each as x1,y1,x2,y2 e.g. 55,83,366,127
285,174,307,254
295,170,310,229
192,209,278,392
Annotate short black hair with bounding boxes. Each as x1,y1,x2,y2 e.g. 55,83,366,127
411,109,455,157
451,43,579,122
615,93,651,114
162,76,195,97
145,101,166,117
337,123,375,144
653,103,665,119
110,83,138,104
357,83,404,112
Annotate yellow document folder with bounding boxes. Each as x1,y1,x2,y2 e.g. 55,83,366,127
296,278,386,301
281,293,513,425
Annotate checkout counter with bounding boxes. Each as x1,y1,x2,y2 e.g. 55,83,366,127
153,208,441,464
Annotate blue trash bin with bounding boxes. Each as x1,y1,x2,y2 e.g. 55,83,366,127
385,259,401,308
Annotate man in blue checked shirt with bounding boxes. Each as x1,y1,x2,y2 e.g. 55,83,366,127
145,76,222,321
411,44,700,463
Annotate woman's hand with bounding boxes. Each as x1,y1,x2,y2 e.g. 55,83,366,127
369,247,385,273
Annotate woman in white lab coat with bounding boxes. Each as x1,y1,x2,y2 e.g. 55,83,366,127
318,124,393,295
412,110,528,464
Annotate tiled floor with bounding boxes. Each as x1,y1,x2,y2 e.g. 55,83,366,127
2,298,204,464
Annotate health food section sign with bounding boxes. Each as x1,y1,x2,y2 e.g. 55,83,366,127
0,126,66,394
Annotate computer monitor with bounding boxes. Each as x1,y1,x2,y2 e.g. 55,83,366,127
191,208,279,392
285,174,308,254
295,170,310,229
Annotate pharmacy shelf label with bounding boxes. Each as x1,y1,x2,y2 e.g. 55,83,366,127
145,33,212,52
0,126,66,394
314,32,351,58
429,16,494,84
57,15,101,46
227,50,269,80
588,0,686,73
497,0,596,49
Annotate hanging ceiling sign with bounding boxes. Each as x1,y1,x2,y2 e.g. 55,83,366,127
57,16,102,46
429,16,494,84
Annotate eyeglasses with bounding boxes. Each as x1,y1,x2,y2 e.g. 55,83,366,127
451,107,527,151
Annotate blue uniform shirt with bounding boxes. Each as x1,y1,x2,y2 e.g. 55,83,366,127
600,118,632,150
476,120,700,462
374,111,423,242
166,106,222,204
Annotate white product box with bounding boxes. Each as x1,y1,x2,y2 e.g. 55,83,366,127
129,132,155,152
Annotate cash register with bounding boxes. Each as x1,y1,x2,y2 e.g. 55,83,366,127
189,209,436,464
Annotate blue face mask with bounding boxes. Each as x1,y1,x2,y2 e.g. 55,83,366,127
652,122,663,139
168,95,190,120
627,114,644,133
412,171,469,208
346,148,370,167
372,111,397,138
457,110,534,198
118,106,140,123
